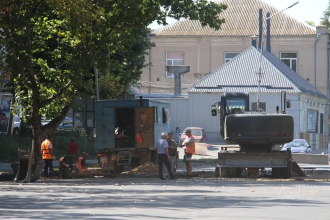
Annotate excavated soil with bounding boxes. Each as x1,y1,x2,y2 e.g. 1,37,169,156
129,162,159,174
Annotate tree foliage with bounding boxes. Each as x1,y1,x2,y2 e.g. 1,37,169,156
321,0,330,32
0,0,227,176
305,20,315,27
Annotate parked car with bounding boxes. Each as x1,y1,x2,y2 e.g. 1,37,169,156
179,127,207,146
58,122,74,130
63,117,73,123
281,139,312,154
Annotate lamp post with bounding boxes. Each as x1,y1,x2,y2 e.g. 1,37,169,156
256,1,299,111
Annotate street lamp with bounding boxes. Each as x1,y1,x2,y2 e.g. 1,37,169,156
256,1,299,111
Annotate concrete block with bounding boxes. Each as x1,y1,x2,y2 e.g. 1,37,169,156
292,154,329,165
195,143,207,155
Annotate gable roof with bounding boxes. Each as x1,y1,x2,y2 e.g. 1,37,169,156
152,0,315,36
187,46,326,99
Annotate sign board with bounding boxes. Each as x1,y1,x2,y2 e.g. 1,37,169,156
0,94,13,133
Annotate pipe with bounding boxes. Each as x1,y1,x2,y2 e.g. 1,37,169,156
327,37,330,145
148,48,152,94
259,9,263,49
266,12,271,53
94,67,99,101
314,35,320,88
252,39,256,47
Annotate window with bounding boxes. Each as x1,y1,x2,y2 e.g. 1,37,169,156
162,107,169,124
166,52,184,78
307,110,317,133
154,107,158,123
280,53,297,72
224,52,240,63
225,97,249,114
251,102,266,111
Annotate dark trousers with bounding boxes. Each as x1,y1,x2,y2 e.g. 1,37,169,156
66,154,77,171
43,159,53,177
158,154,174,179
66,154,77,163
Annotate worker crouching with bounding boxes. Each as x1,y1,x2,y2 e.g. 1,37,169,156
76,152,89,173
59,155,71,178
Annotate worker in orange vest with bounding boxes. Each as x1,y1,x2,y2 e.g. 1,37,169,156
181,129,195,177
40,135,54,178
76,152,89,173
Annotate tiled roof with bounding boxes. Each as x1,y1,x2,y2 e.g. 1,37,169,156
187,46,326,99
152,0,315,36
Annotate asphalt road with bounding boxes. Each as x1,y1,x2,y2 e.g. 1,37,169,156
1,146,330,219
1,177,330,219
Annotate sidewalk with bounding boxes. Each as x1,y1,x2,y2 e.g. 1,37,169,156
1,147,329,172
0,159,98,172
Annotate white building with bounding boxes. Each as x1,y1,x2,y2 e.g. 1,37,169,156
147,46,327,150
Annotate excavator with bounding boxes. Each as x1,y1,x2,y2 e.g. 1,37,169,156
212,92,294,178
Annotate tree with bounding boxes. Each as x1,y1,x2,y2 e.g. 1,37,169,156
0,0,227,180
305,20,315,27
321,0,330,32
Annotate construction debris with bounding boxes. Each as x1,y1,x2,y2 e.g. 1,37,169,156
129,162,159,174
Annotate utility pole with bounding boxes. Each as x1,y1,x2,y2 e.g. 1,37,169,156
256,1,299,111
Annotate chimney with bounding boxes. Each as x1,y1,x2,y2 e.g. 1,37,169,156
316,26,327,35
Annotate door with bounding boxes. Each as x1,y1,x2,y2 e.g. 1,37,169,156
95,107,115,150
135,107,155,148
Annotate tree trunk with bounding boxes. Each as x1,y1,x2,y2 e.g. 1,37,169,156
23,128,45,182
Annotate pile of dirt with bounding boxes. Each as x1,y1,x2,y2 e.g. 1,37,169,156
194,171,217,178
130,162,159,174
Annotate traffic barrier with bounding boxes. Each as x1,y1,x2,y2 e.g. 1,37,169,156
292,154,328,165
195,143,207,155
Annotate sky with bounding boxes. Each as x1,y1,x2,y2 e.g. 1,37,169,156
264,0,328,25
148,0,329,29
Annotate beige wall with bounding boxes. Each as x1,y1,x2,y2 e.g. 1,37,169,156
140,34,328,97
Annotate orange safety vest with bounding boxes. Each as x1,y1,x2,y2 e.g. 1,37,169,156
76,156,88,173
185,136,195,154
41,139,53,159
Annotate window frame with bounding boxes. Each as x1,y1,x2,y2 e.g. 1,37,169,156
280,52,298,72
251,102,266,111
224,52,240,63
165,52,184,78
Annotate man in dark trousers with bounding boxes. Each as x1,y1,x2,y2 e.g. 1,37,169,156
41,135,54,178
67,137,79,171
167,132,178,173
156,132,175,180
181,129,195,177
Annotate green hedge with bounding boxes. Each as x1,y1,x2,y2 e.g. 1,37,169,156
0,130,96,162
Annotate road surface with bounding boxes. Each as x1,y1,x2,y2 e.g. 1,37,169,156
0,176,329,219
